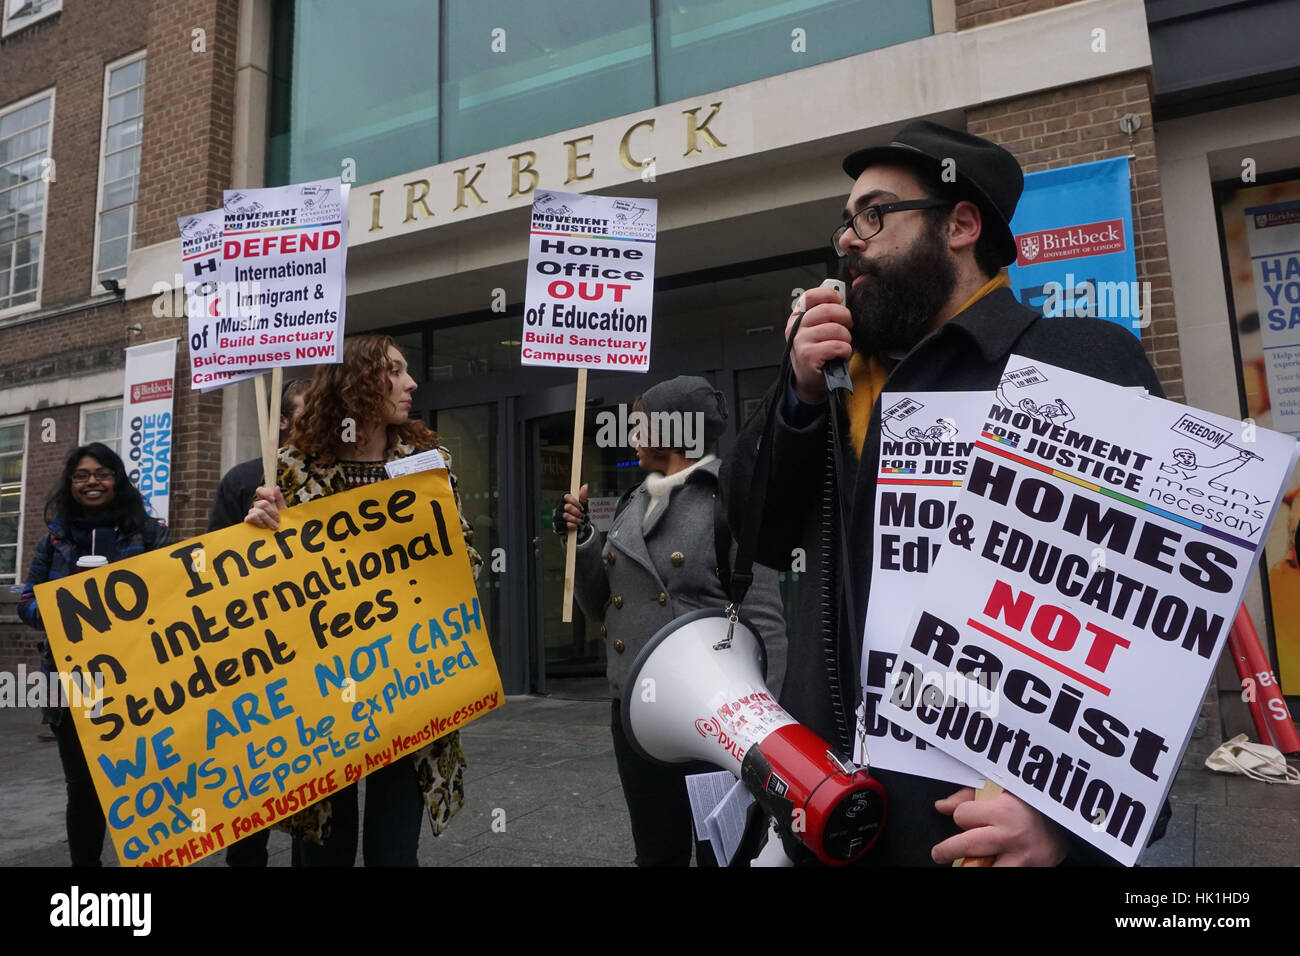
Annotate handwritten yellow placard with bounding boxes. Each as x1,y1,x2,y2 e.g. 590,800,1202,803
37,469,502,866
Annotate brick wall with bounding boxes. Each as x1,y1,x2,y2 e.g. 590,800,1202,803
136,0,240,247
0,405,79,673
0,300,132,672
18,406,79,567
966,71,1185,403
134,0,239,539
0,0,240,670
0,0,150,308
955,0,1084,30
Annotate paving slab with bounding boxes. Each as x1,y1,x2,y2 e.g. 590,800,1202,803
5,694,1300,868
1194,804,1300,866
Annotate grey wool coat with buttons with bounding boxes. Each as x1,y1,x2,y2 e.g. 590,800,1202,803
572,458,787,697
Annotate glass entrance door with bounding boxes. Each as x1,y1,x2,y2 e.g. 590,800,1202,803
528,402,643,697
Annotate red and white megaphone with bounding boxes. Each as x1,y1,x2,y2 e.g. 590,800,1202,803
622,608,886,866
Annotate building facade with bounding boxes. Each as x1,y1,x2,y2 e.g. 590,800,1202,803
1,0,1297,699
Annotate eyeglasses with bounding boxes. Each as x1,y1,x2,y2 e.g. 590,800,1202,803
832,199,952,256
72,469,115,484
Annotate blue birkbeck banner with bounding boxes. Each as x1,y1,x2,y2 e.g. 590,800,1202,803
1007,157,1143,337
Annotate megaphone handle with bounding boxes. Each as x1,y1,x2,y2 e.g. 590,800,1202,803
956,781,1004,867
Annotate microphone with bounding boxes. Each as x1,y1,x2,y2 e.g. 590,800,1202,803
817,279,853,394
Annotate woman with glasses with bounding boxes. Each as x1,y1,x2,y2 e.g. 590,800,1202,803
18,443,171,866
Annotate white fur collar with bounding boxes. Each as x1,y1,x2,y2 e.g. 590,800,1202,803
642,454,717,528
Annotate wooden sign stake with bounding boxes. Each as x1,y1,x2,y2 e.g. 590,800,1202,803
254,366,284,488
956,781,1004,867
561,368,588,623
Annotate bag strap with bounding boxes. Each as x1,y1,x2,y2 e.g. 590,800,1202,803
730,313,857,614
728,316,804,608
728,316,860,755
609,486,637,525
714,487,732,590
825,385,860,709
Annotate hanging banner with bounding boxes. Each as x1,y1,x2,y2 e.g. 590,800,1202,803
521,190,657,372
36,469,503,867
122,339,178,523
1237,194,1300,692
1008,157,1144,337
217,177,347,375
1244,200,1300,437
878,358,1299,865
178,209,257,392
854,392,986,787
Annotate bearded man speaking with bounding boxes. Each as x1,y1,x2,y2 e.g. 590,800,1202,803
721,120,1168,866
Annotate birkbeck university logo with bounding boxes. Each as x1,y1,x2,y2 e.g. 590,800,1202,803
130,378,173,403
1016,218,1125,266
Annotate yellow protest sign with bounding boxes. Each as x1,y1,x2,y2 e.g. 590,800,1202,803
36,469,502,867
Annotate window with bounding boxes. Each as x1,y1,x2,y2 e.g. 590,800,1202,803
2,0,61,37
266,0,933,184
80,400,122,457
93,52,145,290
0,88,53,316
654,0,930,103
273,0,439,186
440,0,654,162
0,419,25,586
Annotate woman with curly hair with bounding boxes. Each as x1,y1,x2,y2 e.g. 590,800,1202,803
246,334,481,866
19,443,171,866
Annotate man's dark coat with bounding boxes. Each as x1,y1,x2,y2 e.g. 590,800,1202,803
722,287,1168,865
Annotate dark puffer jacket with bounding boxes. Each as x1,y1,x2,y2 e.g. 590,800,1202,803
20,514,171,628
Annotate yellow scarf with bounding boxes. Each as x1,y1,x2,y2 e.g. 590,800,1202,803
845,273,1011,457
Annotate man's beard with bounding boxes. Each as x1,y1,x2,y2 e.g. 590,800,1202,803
839,223,958,357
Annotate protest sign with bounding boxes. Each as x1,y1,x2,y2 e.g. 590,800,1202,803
37,469,501,867
122,339,177,522
1244,199,1300,437
215,177,347,377
178,209,256,391
519,189,658,621
854,393,984,787
879,358,1300,865
521,189,657,372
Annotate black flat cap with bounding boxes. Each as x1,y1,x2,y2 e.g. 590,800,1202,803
842,119,1023,267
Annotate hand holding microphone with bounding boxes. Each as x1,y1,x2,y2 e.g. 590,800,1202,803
786,278,852,405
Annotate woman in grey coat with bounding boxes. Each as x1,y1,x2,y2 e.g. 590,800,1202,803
557,375,786,866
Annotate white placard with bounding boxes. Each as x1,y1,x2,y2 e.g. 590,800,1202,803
521,190,657,372
122,339,179,523
384,449,447,478
217,178,347,375
178,209,257,391
854,392,986,787
878,357,1300,865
